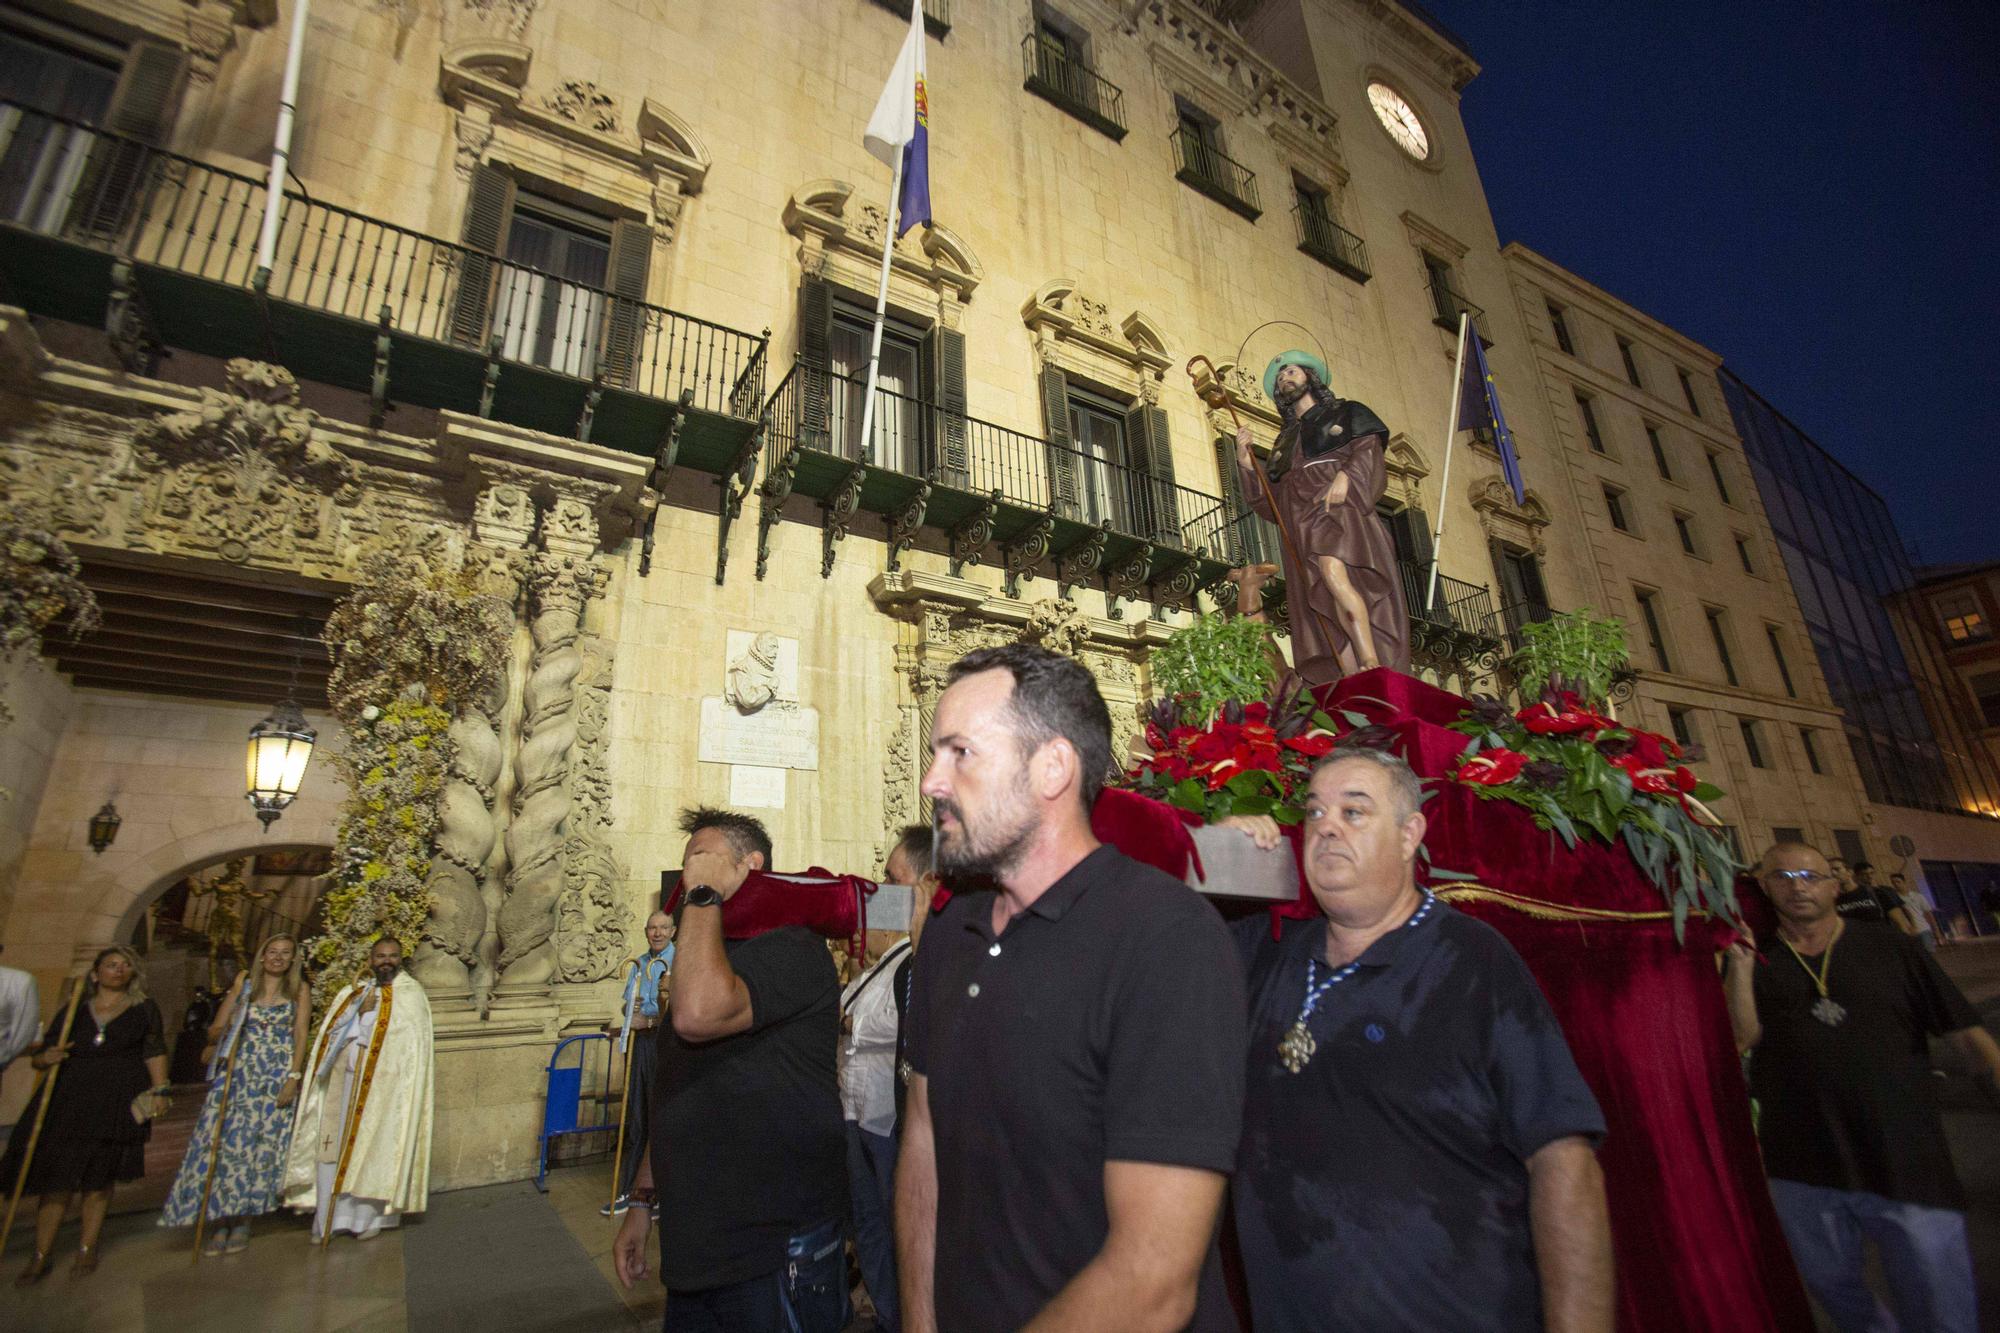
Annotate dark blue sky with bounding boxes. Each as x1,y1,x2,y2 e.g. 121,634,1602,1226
1420,1,1999,567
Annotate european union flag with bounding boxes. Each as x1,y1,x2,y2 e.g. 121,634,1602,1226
1457,329,1526,504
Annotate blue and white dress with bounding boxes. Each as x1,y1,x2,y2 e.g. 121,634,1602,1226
159,998,297,1225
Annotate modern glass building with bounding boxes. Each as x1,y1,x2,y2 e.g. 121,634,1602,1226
1723,370,2000,819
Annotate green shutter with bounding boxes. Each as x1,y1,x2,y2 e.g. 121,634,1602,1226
448,163,515,347
1124,403,1179,545
1040,365,1079,518
1211,434,1250,564
930,325,969,487
598,217,652,388
797,275,834,449
68,42,187,241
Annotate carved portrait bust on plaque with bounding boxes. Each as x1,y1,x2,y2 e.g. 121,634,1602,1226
726,630,782,714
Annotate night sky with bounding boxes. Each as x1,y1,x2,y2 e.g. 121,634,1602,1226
1418,1,1999,568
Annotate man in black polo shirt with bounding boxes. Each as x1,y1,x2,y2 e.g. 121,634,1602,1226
613,807,849,1332
1724,840,2000,1333
1223,747,1612,1332
896,644,1247,1333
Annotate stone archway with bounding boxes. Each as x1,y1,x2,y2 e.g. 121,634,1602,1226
98,816,338,958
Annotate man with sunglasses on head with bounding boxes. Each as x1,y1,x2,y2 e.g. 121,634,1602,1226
1724,841,2000,1333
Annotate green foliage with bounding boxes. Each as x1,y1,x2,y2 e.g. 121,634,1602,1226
1513,609,1629,706
1149,616,1278,727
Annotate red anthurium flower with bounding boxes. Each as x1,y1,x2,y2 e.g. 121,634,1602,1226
1612,753,1675,794
1283,731,1336,758
1673,766,1698,793
1516,695,1618,736
1455,748,1528,785
1243,701,1270,725
1627,730,1676,768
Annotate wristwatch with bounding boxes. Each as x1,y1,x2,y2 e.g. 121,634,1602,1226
684,886,722,909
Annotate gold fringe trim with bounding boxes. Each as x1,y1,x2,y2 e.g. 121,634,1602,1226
1436,883,1706,924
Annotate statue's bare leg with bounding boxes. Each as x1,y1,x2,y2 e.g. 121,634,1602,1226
1320,555,1381,671
1227,562,1280,618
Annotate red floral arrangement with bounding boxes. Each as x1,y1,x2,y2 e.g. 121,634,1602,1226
1449,687,1740,930
1128,687,1344,826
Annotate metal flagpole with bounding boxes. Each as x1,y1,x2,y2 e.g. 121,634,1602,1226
1424,311,1473,614
853,149,906,466
254,0,311,288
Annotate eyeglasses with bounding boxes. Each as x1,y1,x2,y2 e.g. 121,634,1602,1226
1765,869,1834,886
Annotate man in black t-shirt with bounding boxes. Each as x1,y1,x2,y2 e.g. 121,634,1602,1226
897,644,1248,1333
1724,841,2000,1333
1220,749,1611,1332
614,807,849,1333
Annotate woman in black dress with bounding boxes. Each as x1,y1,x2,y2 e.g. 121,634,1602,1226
3,945,169,1283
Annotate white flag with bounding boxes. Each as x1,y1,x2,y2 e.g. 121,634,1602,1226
863,0,926,168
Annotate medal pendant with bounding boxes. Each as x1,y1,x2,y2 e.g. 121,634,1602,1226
1811,996,1847,1027
1278,1020,1316,1074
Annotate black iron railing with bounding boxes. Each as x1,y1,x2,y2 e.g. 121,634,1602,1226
1404,563,1497,638
1426,277,1489,342
765,363,1231,555
1172,126,1260,220
0,103,767,417
869,0,950,34
1022,34,1127,138
1294,203,1370,282
1492,598,1554,652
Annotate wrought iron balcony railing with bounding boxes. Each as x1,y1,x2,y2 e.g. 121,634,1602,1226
1172,126,1260,221
869,0,950,36
1492,598,1555,653
765,363,1232,559
1293,204,1370,283
1426,277,1490,343
1022,34,1128,140
0,102,768,433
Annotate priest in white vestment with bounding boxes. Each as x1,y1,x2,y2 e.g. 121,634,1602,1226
283,937,434,1241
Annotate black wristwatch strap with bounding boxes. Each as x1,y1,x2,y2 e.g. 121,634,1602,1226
684,886,722,909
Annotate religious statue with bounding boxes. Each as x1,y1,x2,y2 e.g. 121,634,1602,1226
1231,351,1409,683
725,631,781,714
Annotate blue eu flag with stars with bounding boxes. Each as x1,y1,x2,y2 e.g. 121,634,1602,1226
1457,331,1525,504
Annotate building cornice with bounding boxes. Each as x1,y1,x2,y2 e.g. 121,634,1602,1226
1504,242,1722,369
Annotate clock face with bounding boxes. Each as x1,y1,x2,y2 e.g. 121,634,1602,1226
1367,82,1430,161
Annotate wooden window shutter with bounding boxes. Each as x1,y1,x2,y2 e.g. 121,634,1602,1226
1124,402,1180,545
447,163,515,347
930,325,969,487
598,217,652,388
796,275,834,448
1039,365,1080,519
68,41,187,241
1211,435,1249,564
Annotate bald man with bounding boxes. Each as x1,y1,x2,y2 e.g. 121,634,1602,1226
1726,841,2000,1332
604,909,675,1218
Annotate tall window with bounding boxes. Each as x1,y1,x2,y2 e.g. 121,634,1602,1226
1936,589,1990,643
1674,512,1697,555
495,194,611,377
1066,385,1132,530
1174,100,1226,187
1668,706,1696,749
1767,625,1797,697
1735,535,1756,575
1739,718,1767,769
831,307,923,472
1706,607,1738,686
0,28,125,230
1679,367,1702,417
1647,426,1672,479
1635,587,1671,671
1032,13,1102,119
1618,337,1642,388
1576,394,1606,454
1603,485,1630,532
1707,451,1732,503
1547,302,1574,355
1800,727,1823,774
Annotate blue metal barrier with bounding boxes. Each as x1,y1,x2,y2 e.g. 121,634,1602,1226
535,1031,618,1192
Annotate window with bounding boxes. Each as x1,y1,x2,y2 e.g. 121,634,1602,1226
1771,825,1804,846
1673,512,1697,555
1576,395,1606,454
1647,426,1672,479
830,305,925,472
1800,727,1823,774
1547,302,1574,355
1618,337,1642,388
1974,673,2000,730
1679,368,1703,417
1735,534,1756,574
1668,706,1696,749
1706,607,1738,686
1026,10,1125,137
1739,718,1767,769
1172,98,1257,218
1706,451,1732,504
1635,587,1671,671
1936,589,1990,643
1292,173,1367,279
1493,545,1551,646
1767,626,1797,697
1422,251,1484,336
1066,385,1134,531
1603,485,1630,532
494,193,613,377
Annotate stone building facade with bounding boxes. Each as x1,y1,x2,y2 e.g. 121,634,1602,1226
0,0,1601,1181
1501,245,1874,867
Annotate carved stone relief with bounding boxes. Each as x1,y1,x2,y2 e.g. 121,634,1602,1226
545,79,619,133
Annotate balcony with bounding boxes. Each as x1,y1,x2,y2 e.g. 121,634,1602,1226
761,364,1233,604
0,103,768,472
1491,598,1554,653
869,0,950,37
1427,277,1490,344
1022,35,1128,141
1293,204,1370,284
1172,127,1260,222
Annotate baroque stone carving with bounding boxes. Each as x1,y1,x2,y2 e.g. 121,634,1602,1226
544,79,619,133
556,624,625,983
135,359,353,489
877,706,919,871
461,0,542,36
453,109,495,179
1022,598,1090,658
727,631,781,714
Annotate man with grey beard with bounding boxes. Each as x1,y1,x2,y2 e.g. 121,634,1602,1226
895,644,1247,1333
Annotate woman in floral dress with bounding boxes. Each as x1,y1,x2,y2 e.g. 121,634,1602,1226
159,934,311,1254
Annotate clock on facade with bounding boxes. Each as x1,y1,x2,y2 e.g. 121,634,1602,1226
1367,81,1430,161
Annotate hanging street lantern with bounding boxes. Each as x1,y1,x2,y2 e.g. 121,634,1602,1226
246,700,316,829
87,801,122,853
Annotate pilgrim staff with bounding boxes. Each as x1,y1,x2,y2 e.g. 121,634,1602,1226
190,972,251,1264
0,976,84,1264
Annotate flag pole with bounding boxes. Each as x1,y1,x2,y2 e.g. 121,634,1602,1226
854,150,906,466
1424,311,1473,614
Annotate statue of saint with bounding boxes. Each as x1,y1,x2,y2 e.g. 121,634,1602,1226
725,632,781,714
1233,351,1409,683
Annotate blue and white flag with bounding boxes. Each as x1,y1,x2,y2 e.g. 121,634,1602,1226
863,0,931,237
